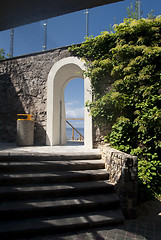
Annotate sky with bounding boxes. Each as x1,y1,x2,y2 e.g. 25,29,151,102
65,78,84,128
0,0,160,128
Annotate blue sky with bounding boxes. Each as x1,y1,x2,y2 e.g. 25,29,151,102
65,78,84,128
0,0,160,128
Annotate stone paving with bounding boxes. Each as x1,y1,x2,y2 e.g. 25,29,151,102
0,142,99,155
20,200,161,240
1,143,160,240
20,218,161,240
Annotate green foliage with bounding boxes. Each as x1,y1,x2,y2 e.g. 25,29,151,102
70,17,161,198
127,0,143,20
147,9,156,20
0,49,6,60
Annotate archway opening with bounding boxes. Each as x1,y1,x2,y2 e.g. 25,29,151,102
65,78,84,145
46,57,93,149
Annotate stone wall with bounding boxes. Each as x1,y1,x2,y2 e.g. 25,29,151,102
93,125,111,148
100,144,138,219
0,47,71,145
0,47,138,218
0,46,116,147
92,75,114,148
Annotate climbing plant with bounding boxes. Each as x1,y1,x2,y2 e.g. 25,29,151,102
70,17,161,199
0,48,5,60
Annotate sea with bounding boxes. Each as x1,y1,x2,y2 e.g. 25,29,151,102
66,128,84,141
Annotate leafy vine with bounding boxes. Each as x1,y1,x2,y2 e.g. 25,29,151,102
70,17,161,198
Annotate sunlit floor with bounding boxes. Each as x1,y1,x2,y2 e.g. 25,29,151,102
0,141,100,155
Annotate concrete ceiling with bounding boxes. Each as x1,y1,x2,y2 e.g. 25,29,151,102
0,0,123,31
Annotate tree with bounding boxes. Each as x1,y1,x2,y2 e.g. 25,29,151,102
147,9,156,20
126,0,156,20
127,0,143,20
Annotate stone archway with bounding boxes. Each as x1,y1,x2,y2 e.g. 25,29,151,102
46,57,93,149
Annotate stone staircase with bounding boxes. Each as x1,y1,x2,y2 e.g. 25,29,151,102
0,152,124,239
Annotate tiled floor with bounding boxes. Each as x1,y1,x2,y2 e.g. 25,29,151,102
19,220,161,240
20,200,161,240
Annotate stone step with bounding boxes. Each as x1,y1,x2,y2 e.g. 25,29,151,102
0,151,124,238
0,193,120,220
0,169,109,186
0,180,114,201
0,153,101,161
0,159,105,173
0,209,124,239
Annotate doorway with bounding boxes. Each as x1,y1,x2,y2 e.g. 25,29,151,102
65,78,84,145
46,57,93,149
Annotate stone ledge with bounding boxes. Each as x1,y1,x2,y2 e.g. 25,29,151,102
100,143,138,219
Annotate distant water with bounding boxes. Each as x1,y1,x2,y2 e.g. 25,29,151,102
66,128,84,140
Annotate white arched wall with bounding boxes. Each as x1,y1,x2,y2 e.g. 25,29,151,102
46,57,93,149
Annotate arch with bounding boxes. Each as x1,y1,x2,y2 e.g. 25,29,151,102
46,56,93,149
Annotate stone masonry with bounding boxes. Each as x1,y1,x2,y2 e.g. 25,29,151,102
0,47,138,219
0,47,71,145
0,46,109,146
100,144,138,219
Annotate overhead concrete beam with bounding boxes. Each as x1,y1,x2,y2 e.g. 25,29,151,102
0,0,123,31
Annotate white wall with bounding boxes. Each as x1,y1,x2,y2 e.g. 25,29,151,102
46,57,93,149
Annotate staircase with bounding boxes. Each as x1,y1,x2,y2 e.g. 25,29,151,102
0,152,124,239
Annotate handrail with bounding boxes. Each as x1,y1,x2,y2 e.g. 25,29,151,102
66,119,84,141
66,118,84,120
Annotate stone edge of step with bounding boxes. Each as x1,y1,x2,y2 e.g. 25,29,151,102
0,193,119,213
0,152,101,160
0,209,124,236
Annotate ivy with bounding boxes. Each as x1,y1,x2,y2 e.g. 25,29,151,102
70,17,161,199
